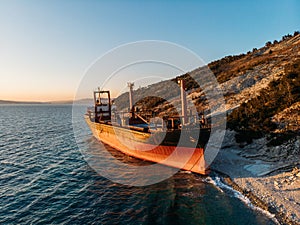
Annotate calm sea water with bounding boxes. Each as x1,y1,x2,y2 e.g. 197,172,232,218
0,104,277,225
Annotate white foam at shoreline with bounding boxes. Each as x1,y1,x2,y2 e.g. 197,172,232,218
204,176,280,225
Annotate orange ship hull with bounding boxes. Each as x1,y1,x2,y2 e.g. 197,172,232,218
85,116,209,175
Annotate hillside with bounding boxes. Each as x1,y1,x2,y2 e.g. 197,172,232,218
114,31,300,145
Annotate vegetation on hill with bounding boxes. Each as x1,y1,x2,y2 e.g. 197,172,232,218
114,79,180,111
209,31,300,84
227,58,300,144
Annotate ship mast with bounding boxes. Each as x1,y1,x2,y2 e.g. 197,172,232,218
127,82,134,115
178,79,188,125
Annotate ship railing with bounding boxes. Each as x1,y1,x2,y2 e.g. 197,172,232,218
110,109,212,130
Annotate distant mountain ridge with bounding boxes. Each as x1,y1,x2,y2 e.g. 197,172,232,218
0,98,94,105
0,100,45,104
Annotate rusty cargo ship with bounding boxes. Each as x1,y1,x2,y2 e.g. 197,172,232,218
85,79,211,175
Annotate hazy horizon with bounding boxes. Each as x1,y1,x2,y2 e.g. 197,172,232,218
0,0,299,102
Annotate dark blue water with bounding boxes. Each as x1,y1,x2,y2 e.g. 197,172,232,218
0,105,277,224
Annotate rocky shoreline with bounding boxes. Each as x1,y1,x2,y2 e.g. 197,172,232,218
211,130,300,225
216,170,300,225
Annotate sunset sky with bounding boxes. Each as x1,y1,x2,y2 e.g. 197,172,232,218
0,0,299,101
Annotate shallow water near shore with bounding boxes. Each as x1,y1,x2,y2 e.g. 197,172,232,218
0,104,278,224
